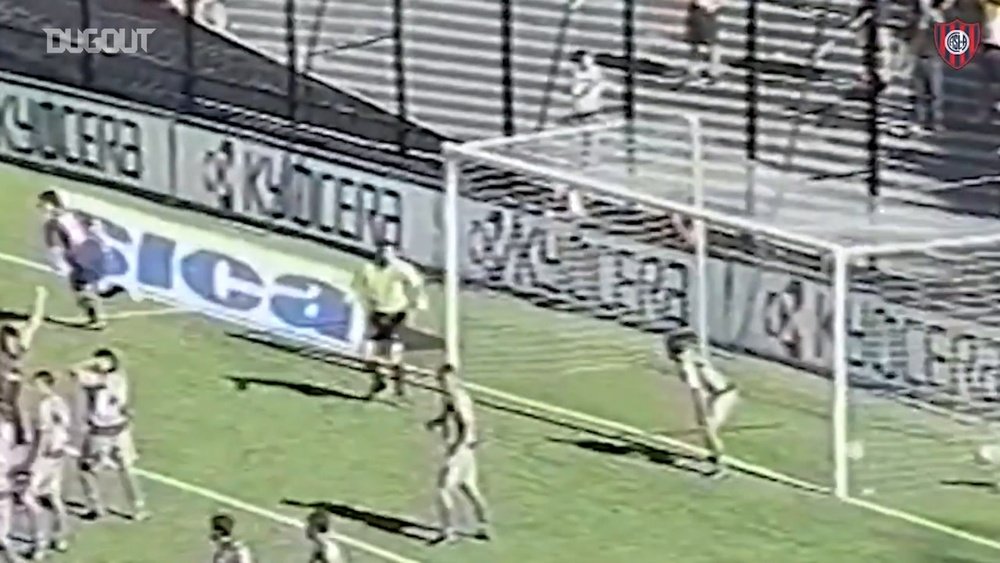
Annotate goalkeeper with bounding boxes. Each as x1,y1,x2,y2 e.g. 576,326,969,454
665,327,739,475
351,240,428,400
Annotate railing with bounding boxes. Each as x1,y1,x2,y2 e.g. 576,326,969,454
1,0,999,215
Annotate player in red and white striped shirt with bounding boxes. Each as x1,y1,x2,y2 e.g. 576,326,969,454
38,189,109,330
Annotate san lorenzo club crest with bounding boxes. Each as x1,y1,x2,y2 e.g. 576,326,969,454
934,19,981,70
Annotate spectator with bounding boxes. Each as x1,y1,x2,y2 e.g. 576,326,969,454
166,0,228,31
904,1,947,133
980,0,1000,118
567,50,610,123
686,0,723,81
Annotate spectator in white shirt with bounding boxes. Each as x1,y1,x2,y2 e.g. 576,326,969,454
686,0,724,80
568,50,610,122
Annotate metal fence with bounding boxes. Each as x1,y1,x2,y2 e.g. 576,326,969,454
1,0,999,214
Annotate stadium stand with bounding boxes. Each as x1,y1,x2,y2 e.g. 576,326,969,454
1,0,998,336
225,0,1000,215
0,0,447,179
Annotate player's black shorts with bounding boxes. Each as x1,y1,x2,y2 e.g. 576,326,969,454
68,239,105,292
368,312,406,342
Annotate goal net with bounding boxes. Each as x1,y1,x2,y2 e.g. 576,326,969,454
440,117,1000,540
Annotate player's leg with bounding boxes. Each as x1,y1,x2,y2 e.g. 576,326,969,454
708,386,739,434
387,313,407,398
45,459,69,552
0,496,19,563
77,435,107,518
431,463,460,544
365,314,390,398
20,468,49,558
456,449,490,539
111,432,147,520
689,387,725,470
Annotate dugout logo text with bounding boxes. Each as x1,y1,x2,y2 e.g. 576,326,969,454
44,28,155,55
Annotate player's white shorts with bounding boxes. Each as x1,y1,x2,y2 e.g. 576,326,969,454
28,455,67,498
81,426,137,469
439,445,478,490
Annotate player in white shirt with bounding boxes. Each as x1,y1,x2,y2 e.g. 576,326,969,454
37,189,109,330
425,364,490,545
70,349,147,521
351,240,428,399
305,509,345,563
0,287,47,447
0,403,22,563
664,327,739,475
210,513,254,563
20,370,71,560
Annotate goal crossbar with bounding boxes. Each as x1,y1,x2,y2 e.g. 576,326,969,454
444,141,844,253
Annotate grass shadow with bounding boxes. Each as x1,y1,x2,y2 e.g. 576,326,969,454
281,499,437,542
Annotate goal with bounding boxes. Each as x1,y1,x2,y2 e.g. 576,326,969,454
438,117,1000,548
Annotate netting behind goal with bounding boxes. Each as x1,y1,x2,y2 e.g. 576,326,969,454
443,119,842,492
845,245,1000,510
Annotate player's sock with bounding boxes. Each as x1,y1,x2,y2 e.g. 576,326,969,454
391,364,406,398
77,295,105,329
431,490,457,545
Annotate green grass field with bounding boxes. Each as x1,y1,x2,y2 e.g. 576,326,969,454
1,162,1000,562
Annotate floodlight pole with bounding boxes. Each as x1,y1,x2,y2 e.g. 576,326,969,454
442,144,462,368
831,247,850,499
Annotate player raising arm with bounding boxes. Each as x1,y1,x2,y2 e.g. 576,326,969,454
20,370,72,559
425,364,491,545
351,240,428,400
209,513,254,563
38,189,109,330
69,348,147,521
1,286,48,446
664,327,739,476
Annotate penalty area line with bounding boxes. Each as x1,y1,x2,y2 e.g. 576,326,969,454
134,468,422,563
0,250,421,563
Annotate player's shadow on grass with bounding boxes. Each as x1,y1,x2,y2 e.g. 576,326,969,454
548,436,714,477
0,309,27,323
281,500,437,542
225,375,374,403
940,478,999,491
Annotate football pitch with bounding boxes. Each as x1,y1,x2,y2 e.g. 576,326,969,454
2,163,1000,562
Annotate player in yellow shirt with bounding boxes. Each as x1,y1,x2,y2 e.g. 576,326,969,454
665,327,739,476
351,241,428,400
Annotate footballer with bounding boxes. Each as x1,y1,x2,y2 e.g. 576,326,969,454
70,348,147,521
305,508,345,563
209,513,254,563
351,239,428,400
425,364,491,544
0,286,48,446
20,370,72,559
664,327,739,475
38,189,109,330
0,402,21,563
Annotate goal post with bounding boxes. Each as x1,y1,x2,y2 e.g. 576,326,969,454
439,116,851,494
436,116,1000,546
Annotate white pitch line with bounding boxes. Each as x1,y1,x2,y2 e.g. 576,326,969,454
4,249,1000,554
135,469,421,563
104,307,188,320
0,250,421,563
